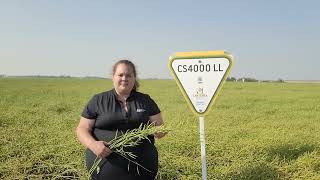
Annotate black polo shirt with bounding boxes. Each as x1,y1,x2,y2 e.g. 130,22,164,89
82,89,160,132
83,90,161,178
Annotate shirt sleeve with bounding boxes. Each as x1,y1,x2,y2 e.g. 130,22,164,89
81,95,99,119
146,95,160,116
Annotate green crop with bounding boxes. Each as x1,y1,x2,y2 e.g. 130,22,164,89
1,78,320,179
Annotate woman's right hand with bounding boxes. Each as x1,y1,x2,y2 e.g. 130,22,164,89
76,117,112,158
91,141,112,158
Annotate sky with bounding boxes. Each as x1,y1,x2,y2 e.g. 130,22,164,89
0,0,319,80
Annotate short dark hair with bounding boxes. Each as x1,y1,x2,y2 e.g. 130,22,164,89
112,59,139,91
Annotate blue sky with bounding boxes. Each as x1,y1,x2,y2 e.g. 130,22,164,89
1,1,319,80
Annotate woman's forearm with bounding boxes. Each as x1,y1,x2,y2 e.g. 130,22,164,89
76,127,97,150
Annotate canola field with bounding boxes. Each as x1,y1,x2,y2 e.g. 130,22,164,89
0,78,320,179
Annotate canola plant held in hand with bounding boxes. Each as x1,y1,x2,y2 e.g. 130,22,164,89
88,123,169,177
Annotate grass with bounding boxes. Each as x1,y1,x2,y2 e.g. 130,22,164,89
0,77,320,179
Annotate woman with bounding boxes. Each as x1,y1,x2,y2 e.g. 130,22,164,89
76,60,165,180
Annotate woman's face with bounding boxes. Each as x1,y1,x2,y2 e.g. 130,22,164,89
112,63,135,95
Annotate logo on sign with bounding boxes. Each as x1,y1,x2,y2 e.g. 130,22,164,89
193,88,208,99
197,76,203,84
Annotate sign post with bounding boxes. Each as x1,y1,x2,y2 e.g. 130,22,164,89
199,115,207,180
168,50,234,179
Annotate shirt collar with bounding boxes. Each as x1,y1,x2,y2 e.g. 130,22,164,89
112,88,136,100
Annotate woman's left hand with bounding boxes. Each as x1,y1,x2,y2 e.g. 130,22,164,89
154,131,167,139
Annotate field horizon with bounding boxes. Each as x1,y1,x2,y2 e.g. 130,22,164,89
1,76,320,83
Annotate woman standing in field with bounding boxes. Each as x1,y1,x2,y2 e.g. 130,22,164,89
76,60,165,180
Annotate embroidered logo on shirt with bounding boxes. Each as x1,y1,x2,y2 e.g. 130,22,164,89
136,108,146,112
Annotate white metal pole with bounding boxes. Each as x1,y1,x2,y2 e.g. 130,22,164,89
199,115,207,180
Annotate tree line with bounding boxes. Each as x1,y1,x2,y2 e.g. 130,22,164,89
226,77,285,83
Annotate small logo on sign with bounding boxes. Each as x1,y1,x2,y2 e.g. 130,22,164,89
193,88,208,99
197,76,203,84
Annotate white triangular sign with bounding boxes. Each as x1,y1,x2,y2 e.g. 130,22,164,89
171,58,230,114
